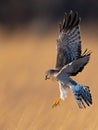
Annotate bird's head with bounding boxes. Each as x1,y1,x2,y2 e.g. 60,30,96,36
45,69,59,80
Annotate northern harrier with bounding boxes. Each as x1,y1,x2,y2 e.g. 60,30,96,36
45,11,92,108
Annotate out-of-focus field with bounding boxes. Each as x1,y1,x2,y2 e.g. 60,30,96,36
0,25,97,130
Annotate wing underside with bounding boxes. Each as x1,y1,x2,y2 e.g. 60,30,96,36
56,11,81,70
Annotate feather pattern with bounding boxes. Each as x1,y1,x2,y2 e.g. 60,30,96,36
72,84,92,108
56,11,81,70
57,51,91,76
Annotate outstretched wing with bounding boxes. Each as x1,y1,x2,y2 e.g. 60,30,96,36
58,51,91,76
56,11,81,70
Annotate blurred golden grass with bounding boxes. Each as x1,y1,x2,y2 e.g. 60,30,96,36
0,26,98,130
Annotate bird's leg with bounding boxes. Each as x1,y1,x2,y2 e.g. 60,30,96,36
52,97,61,108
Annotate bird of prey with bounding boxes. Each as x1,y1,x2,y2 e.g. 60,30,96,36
45,10,92,108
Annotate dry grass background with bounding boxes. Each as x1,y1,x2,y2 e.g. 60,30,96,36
0,25,97,130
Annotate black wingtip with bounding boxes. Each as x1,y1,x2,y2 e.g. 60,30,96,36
82,49,92,57
59,10,81,32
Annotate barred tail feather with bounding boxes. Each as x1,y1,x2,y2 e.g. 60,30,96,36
72,84,92,108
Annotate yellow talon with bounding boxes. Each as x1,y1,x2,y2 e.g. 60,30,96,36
52,98,61,108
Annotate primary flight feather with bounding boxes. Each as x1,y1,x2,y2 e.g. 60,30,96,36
45,10,92,108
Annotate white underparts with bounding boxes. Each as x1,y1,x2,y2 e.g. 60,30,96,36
59,83,69,100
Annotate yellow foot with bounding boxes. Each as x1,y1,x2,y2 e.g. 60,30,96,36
52,98,61,108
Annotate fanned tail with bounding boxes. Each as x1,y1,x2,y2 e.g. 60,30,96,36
72,84,92,108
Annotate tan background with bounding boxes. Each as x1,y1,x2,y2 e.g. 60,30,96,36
0,24,97,130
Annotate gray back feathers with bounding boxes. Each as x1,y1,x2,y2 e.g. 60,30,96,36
57,52,91,77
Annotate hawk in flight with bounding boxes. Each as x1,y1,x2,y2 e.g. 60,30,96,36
45,11,92,108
